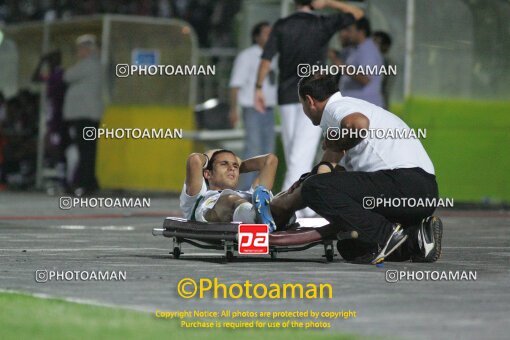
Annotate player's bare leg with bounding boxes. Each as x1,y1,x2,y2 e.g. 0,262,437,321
204,194,254,223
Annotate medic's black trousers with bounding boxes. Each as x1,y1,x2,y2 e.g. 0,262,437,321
301,167,438,246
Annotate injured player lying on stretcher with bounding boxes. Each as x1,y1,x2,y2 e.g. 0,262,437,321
179,148,333,233
180,149,280,232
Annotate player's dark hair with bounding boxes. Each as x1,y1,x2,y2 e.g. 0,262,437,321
373,31,392,47
356,17,371,37
203,149,237,186
251,21,270,44
205,149,237,171
298,73,339,102
294,0,313,7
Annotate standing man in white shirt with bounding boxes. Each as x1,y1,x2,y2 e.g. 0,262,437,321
63,34,103,195
229,22,277,190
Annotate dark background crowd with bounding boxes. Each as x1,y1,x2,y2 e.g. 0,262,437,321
0,0,242,47
0,90,39,190
0,0,244,191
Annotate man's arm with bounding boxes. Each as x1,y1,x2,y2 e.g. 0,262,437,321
229,52,248,127
287,113,360,193
229,87,240,127
350,73,370,86
313,0,364,20
286,148,341,193
320,148,344,170
184,153,208,196
350,47,383,85
32,56,46,83
185,149,225,196
240,153,278,190
254,59,272,113
255,21,279,113
328,49,343,67
324,112,370,152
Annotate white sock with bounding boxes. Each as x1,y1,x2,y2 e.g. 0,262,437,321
232,202,256,223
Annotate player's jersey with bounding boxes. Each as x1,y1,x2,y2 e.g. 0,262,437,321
179,179,253,221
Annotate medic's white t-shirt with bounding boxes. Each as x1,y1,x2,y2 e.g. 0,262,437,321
320,92,435,175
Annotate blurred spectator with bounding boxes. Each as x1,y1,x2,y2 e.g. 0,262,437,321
171,0,191,18
210,0,242,47
373,31,393,109
0,91,39,189
329,23,355,66
32,50,67,187
0,92,5,189
63,34,103,195
229,22,277,190
157,0,171,18
373,31,392,55
187,0,213,47
337,18,385,107
0,92,5,123
17,89,39,131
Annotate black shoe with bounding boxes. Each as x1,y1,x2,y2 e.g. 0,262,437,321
371,224,408,265
412,216,443,263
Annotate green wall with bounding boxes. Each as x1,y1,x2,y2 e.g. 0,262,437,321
396,98,510,203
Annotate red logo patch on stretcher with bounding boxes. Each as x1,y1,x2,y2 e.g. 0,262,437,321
238,224,269,254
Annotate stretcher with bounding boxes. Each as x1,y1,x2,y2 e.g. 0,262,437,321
152,217,358,262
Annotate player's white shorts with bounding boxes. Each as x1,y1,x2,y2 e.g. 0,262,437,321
180,179,273,222
194,189,252,222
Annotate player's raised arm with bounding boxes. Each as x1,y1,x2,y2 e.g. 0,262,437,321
313,0,364,20
185,149,222,196
184,153,208,196
240,153,278,190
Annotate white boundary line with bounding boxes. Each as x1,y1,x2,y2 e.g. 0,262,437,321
0,288,150,313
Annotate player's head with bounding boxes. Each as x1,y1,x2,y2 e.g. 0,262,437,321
352,18,371,44
342,18,370,46
373,31,392,54
75,34,98,59
251,21,271,47
339,24,356,47
298,73,339,125
203,150,240,190
294,0,313,10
